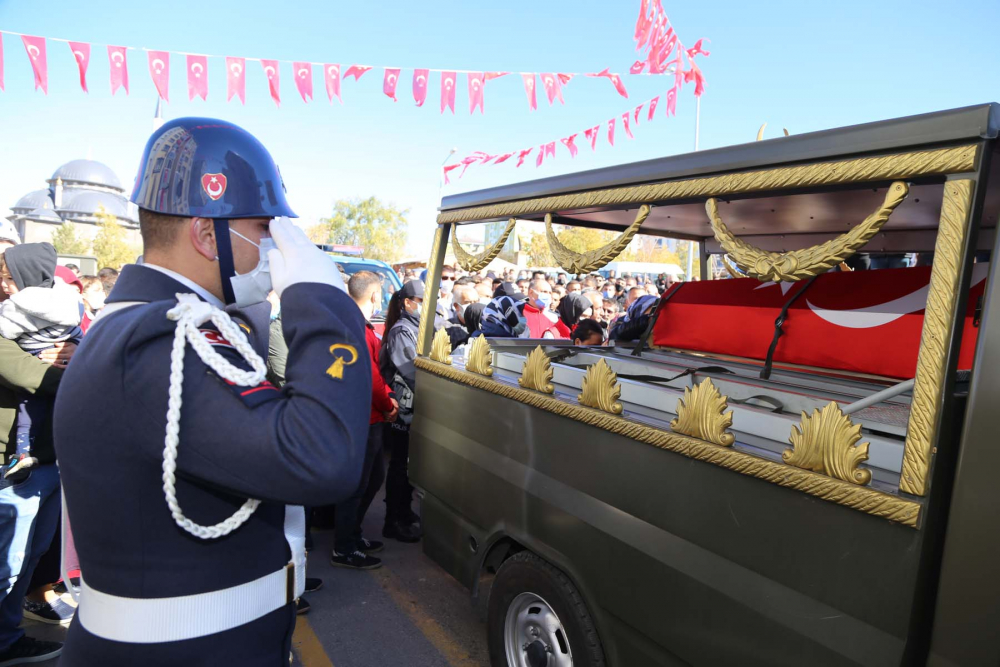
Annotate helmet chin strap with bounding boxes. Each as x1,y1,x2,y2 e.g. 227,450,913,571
212,218,237,305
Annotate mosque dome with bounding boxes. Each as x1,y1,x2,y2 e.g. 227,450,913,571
25,208,63,224
49,159,124,192
59,190,134,221
12,189,54,213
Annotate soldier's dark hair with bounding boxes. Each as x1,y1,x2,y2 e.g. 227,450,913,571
348,270,382,302
571,318,604,345
138,209,186,252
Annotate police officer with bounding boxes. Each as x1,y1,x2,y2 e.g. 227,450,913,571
52,118,371,666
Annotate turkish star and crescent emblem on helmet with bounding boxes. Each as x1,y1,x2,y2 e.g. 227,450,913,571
201,173,227,201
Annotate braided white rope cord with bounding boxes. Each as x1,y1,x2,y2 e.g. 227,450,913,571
163,294,267,539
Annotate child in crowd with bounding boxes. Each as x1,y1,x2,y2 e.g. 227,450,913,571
0,243,82,481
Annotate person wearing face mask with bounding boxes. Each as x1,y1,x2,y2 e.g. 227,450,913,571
522,279,564,339
51,118,370,667
378,280,424,543
79,276,105,334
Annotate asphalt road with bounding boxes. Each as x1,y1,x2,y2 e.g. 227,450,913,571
25,488,492,667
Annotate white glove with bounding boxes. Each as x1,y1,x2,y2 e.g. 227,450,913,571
268,217,346,296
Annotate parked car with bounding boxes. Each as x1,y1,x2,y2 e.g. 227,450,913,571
319,246,402,334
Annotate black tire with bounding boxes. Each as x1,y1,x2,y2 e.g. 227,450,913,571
488,551,606,667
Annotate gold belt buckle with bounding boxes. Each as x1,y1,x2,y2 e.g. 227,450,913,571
285,562,296,605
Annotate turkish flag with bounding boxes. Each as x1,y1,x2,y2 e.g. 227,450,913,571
516,148,533,168
442,163,460,185
540,73,563,105
686,63,706,97
21,35,47,94
561,134,579,158
382,67,400,102
68,41,90,93
634,0,651,47
630,60,645,74
440,71,456,114
485,72,509,81
584,125,600,151
521,73,537,111
261,59,280,106
294,62,313,102
344,65,371,81
648,96,659,120
324,64,341,103
622,112,634,139
493,152,514,164
634,104,643,125
108,46,128,95
186,54,208,101
147,50,169,102
588,68,628,99
607,117,616,146
665,86,678,116
535,145,545,168
412,68,429,106
687,38,711,58
226,57,246,104
468,72,485,114
544,142,556,159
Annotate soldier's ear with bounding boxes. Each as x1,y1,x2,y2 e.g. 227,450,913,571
190,218,218,262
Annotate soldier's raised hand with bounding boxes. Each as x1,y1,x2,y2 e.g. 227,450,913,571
268,216,346,296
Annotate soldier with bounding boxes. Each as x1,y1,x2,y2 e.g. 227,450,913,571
52,118,371,666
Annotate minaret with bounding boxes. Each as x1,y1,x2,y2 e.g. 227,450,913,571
153,97,164,131
54,177,63,208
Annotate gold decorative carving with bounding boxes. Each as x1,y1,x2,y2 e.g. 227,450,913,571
429,328,452,365
721,255,744,279
545,206,649,274
418,224,450,356
436,144,976,225
577,359,623,415
519,346,554,394
452,219,516,272
415,358,921,527
670,378,735,447
707,181,909,282
756,123,789,141
784,403,871,485
465,335,493,377
901,179,975,496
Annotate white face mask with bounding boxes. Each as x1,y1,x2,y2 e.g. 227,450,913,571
85,289,106,310
228,229,275,308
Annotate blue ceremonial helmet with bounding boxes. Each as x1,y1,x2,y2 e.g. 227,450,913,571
130,118,296,304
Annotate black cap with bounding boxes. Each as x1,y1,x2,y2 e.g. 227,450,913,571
400,280,425,299
493,281,526,302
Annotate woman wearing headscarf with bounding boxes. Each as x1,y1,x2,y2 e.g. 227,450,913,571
554,292,593,338
480,295,528,338
609,294,659,342
463,303,485,336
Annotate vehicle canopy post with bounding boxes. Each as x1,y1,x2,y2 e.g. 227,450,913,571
418,223,452,357
697,241,708,281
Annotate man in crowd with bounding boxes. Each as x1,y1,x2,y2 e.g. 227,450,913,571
582,289,605,324
623,285,644,311
565,280,582,295
96,267,118,296
474,278,493,304
522,279,562,338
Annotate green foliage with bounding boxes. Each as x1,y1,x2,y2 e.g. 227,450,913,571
92,206,137,270
522,231,555,268
307,196,409,264
49,223,90,256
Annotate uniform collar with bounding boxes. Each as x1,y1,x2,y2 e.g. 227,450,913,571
107,264,224,309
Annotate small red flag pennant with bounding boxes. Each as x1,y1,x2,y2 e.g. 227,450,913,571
584,125,600,151
468,72,485,114
147,49,169,102
21,35,47,94
261,59,280,107
493,152,514,164
68,41,90,93
560,134,579,158
412,68,429,107
293,62,313,102
665,85,678,116
622,112,634,139
647,96,659,120
344,65,371,81
382,67,399,102
687,39,710,59
516,148,533,168
630,60,645,74
485,72,509,80
544,141,556,159
521,73,537,111
634,104,644,125
535,144,545,168
440,71,456,114
324,64,341,103
227,57,246,104
540,73,563,105
442,163,460,185
608,117,616,146
187,54,208,101
587,68,628,99
686,63,706,97
107,46,128,95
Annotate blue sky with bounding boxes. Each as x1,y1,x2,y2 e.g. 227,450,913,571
1,0,998,258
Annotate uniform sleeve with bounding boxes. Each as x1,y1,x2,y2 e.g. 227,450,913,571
0,337,62,396
368,333,395,415
124,283,371,507
266,317,289,387
388,328,418,390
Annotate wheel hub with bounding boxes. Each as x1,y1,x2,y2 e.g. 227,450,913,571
524,640,549,667
504,592,573,667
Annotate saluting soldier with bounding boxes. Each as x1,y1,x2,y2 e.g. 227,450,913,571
52,118,371,666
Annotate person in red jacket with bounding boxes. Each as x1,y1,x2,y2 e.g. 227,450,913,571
522,279,565,339
332,271,399,570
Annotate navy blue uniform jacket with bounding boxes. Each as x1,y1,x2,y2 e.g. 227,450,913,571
53,265,371,666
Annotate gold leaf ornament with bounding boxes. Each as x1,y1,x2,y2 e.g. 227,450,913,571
465,335,493,377
707,181,909,282
784,402,871,485
519,346,555,394
429,328,452,364
577,359,623,415
670,378,735,447
451,219,516,272
545,205,650,274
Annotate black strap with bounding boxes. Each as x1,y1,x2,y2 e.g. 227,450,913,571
556,363,732,385
760,277,817,380
632,282,686,357
729,394,784,413
212,218,237,305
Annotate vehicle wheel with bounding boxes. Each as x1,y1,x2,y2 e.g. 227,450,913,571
488,551,606,667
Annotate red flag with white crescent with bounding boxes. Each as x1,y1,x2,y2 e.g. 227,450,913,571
468,72,485,114
584,125,600,151
485,72,509,81
21,35,47,94
687,38,711,59
630,60,645,74
516,148,533,168
442,163,460,185
544,142,556,159
535,144,545,168
186,54,208,101
293,62,313,102
382,67,400,102
147,50,169,102
634,104,644,125
324,64,341,103
647,96,659,120
665,86,678,116
493,152,514,165
560,134,579,158
68,41,90,93
412,68,429,106
540,73,563,105
344,65,371,81
622,112,634,139
607,117,616,146
107,45,128,95
685,63,706,97
521,73,537,111
261,59,280,107
226,57,245,104
440,71,456,114
587,68,628,99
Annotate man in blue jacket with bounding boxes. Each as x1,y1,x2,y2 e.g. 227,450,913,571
53,118,370,666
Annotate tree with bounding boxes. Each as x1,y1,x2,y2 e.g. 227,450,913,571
522,231,555,267
92,206,138,270
50,223,90,256
306,196,409,264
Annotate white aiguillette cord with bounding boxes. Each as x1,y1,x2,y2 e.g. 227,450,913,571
163,293,266,539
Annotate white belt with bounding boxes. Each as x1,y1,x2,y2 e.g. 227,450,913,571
74,505,307,644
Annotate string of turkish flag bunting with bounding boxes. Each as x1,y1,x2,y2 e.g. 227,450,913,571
443,0,708,181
